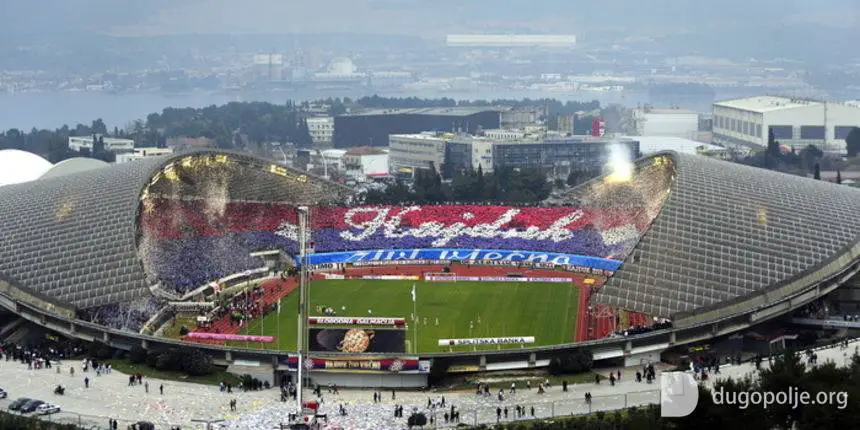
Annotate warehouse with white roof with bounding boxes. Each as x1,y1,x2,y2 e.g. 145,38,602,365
712,95,860,153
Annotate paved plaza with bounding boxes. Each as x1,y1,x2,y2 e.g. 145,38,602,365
0,339,856,429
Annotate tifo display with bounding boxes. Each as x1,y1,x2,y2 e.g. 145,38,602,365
139,203,656,294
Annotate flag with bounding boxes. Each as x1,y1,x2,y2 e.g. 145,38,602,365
411,284,416,303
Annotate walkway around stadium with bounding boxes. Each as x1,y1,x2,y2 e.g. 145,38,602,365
1,339,857,429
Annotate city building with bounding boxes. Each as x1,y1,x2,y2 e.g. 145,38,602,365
491,136,639,173
631,106,700,139
115,147,174,164
333,107,501,149
253,54,284,82
500,108,542,129
712,96,860,152
389,132,640,178
68,136,135,153
307,117,334,147
388,133,448,175
343,147,389,180
320,149,347,171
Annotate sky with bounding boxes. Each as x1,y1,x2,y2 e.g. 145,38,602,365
1,0,857,37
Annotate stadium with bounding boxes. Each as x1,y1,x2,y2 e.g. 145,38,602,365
1,148,860,388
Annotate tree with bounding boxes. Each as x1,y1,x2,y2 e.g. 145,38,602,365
93,135,105,157
837,170,842,184
814,163,821,180
846,127,860,157
767,128,780,157
91,118,108,135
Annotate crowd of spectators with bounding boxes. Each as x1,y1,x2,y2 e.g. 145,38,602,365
79,297,165,332
197,285,271,332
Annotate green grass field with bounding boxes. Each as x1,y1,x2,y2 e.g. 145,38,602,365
235,279,581,353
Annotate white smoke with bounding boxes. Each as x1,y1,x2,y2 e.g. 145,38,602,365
604,141,634,184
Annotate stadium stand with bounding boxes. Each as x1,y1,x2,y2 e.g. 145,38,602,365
2,149,860,342
593,154,860,318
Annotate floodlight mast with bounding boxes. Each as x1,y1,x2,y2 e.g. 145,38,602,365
296,205,311,410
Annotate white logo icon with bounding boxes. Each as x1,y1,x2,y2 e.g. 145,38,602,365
660,371,699,417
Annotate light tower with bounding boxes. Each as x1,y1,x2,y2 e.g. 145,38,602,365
295,205,311,408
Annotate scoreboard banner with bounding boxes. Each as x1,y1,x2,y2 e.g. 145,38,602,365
438,336,536,346
308,316,406,327
280,356,429,373
310,328,406,354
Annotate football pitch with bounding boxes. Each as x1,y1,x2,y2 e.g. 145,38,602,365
237,279,582,353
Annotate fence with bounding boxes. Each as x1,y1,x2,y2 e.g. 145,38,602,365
427,389,660,428
5,409,179,430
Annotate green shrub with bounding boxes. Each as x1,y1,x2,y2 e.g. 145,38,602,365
548,349,593,375
179,347,214,376
129,345,147,364
145,351,160,368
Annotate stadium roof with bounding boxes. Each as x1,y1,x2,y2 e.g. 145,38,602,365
592,152,860,319
0,149,53,187
0,150,351,310
41,157,109,180
622,136,721,155
2,148,859,326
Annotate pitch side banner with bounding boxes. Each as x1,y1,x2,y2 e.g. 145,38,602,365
425,275,571,283
304,248,621,272
438,336,536,346
281,356,427,373
308,317,406,327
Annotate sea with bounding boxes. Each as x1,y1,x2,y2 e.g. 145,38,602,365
0,87,750,131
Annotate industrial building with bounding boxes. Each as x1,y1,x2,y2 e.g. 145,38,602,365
332,107,501,149
631,106,700,140
446,34,576,48
712,96,860,152
115,147,174,164
389,132,639,178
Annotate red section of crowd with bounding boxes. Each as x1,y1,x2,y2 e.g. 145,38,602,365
141,200,653,239
141,199,297,239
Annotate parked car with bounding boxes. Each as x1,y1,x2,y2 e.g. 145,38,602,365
19,400,45,414
35,403,61,415
0,388,8,399
8,398,31,411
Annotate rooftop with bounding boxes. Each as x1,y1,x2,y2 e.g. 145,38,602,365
344,107,500,117
345,146,387,156
713,96,822,113
637,108,697,115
